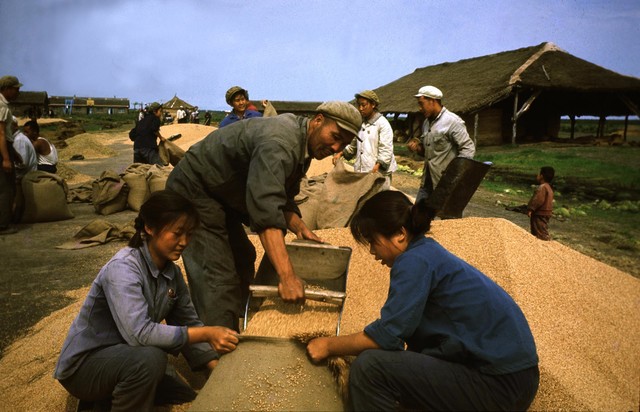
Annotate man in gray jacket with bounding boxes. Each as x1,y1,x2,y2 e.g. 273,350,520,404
407,85,476,202
166,101,361,330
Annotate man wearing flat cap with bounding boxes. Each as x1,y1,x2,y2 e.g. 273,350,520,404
219,86,262,128
408,85,475,202
0,75,22,235
166,101,361,331
334,90,397,190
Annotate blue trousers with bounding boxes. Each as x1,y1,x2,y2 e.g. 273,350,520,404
59,344,167,411
349,350,539,411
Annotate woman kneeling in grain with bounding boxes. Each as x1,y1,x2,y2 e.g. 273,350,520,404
307,190,539,411
54,190,239,411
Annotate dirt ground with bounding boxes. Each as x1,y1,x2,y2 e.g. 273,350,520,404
1,124,639,411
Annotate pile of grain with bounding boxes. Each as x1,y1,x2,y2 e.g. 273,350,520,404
159,123,216,151
2,222,638,410
57,132,118,160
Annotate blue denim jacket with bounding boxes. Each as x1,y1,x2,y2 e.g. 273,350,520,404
53,241,217,380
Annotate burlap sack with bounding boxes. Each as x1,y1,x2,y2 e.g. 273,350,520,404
159,140,185,166
92,170,129,215
122,163,152,211
147,164,172,193
20,171,74,223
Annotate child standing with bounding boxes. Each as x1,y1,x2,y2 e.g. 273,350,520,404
527,166,555,241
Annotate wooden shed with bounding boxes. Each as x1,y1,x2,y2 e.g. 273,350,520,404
49,96,130,115
372,42,640,146
9,91,49,118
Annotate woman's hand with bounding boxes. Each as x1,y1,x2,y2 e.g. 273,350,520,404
205,326,239,354
307,336,331,363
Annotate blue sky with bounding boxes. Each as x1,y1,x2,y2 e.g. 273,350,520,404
1,0,639,110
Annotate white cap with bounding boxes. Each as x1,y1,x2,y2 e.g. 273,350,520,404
414,85,443,100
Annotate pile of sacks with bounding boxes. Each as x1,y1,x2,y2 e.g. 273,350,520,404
92,163,173,215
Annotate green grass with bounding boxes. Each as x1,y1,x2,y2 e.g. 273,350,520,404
475,145,640,189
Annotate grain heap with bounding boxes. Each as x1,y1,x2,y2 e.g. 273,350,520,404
244,220,638,411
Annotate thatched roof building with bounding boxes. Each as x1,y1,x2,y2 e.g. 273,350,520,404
252,100,323,117
10,91,49,118
373,42,640,145
160,95,196,121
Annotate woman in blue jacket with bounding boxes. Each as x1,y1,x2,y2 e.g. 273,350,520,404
54,190,239,411
307,190,539,411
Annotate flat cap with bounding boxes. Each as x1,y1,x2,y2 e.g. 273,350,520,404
0,75,23,89
148,102,162,112
316,101,362,138
355,90,380,106
414,85,443,100
225,86,248,105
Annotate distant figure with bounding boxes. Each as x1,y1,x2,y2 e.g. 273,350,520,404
0,75,22,235
407,85,476,202
527,166,555,241
334,90,397,190
137,109,145,122
133,102,166,165
203,111,211,126
190,106,200,124
53,190,239,411
176,106,187,124
23,120,58,174
219,86,262,128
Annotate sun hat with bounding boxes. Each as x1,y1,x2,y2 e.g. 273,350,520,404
0,75,23,89
354,90,380,106
225,86,248,105
414,85,443,100
316,101,362,138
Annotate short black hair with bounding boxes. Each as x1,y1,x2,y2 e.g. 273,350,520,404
540,166,555,183
23,119,39,132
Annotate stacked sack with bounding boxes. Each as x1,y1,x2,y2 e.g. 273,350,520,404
121,163,173,212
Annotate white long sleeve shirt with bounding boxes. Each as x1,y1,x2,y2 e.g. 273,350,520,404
343,112,397,176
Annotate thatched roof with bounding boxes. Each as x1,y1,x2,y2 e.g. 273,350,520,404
162,95,195,110
11,91,48,105
373,42,640,116
253,100,323,114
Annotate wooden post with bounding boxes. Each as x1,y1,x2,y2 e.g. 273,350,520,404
512,92,519,145
623,115,629,142
473,113,479,146
570,115,576,140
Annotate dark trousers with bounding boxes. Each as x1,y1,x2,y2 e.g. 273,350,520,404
166,169,256,331
530,214,551,240
59,344,168,412
0,155,16,228
349,350,539,411
133,147,164,166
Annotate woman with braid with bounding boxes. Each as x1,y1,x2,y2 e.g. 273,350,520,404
307,190,539,411
54,190,239,411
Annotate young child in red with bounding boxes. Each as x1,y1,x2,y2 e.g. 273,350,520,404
527,166,555,240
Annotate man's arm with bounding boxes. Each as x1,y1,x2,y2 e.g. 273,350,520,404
258,227,305,303
307,331,380,363
450,122,475,158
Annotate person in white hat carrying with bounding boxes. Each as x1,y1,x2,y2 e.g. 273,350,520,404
407,85,476,202
166,101,362,331
334,90,397,190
